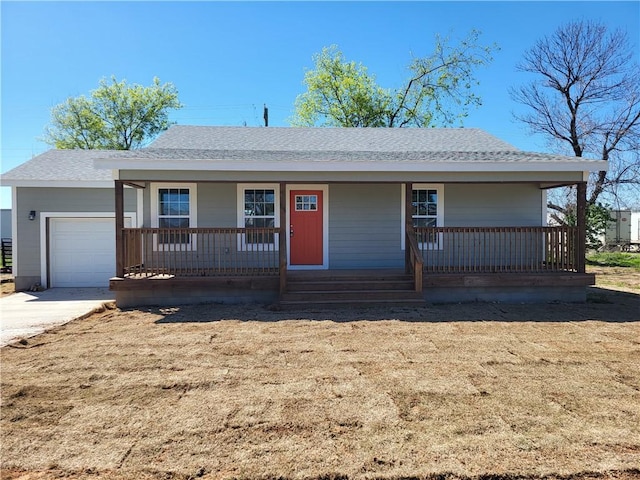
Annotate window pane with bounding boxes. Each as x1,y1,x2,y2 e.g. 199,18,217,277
160,217,189,228
265,203,275,216
159,189,170,202
253,218,275,228
414,218,437,228
159,188,189,217
412,189,438,220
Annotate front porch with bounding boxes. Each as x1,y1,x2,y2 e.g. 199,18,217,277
110,223,594,307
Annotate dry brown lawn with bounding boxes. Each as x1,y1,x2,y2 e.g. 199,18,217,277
0,279,15,297
1,270,639,480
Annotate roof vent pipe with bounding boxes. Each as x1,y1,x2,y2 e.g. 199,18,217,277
263,104,268,127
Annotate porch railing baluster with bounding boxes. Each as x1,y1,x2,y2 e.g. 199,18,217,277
417,226,579,274
119,225,581,279
119,227,280,278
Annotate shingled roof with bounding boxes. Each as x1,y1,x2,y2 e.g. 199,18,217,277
2,126,607,185
1,149,117,186
97,126,606,172
147,126,520,152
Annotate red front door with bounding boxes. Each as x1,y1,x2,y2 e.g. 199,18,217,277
290,190,323,265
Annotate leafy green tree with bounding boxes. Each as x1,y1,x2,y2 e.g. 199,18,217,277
565,203,614,250
44,76,182,150
292,31,497,128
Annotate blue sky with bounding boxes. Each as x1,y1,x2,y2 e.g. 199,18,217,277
1,1,639,209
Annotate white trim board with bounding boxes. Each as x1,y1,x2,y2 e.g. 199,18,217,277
11,187,18,276
39,212,137,288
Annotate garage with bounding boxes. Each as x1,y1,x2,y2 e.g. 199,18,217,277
49,217,130,287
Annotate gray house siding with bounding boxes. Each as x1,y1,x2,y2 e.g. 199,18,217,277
14,187,137,290
329,184,404,269
198,183,237,226
445,184,542,226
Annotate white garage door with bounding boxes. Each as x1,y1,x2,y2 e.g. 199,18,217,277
49,217,130,287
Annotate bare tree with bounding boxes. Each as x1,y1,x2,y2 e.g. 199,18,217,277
511,20,640,221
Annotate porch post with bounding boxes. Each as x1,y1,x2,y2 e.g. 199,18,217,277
279,182,287,294
576,181,587,273
404,182,412,274
115,180,125,278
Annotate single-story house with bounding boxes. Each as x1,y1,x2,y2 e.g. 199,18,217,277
2,126,605,307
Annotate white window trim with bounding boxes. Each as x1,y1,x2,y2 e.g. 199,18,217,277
401,183,444,251
286,184,329,270
150,183,197,251
39,212,137,289
237,183,280,252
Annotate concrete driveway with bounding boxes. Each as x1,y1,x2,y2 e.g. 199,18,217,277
0,288,114,346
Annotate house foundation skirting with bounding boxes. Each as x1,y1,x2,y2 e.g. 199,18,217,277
110,272,595,308
110,276,279,308
422,273,595,304
423,286,588,304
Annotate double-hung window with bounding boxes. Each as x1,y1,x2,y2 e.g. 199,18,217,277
402,184,444,250
237,184,279,251
151,183,197,250
412,188,439,228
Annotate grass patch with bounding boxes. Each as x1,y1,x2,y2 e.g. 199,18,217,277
586,252,640,269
